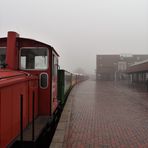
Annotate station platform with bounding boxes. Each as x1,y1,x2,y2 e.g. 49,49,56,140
50,80,148,148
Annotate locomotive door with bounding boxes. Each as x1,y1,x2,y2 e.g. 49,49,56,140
51,53,58,113
20,47,50,115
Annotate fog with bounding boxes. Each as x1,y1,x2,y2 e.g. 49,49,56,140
0,0,148,74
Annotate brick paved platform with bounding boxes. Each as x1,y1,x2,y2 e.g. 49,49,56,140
50,80,148,148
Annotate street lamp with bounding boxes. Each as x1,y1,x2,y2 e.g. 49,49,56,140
113,63,117,81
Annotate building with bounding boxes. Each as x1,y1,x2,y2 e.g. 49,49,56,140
127,59,148,83
127,60,148,91
96,54,148,81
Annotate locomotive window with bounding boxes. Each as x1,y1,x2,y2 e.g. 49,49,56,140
0,47,6,67
52,54,58,76
20,47,48,70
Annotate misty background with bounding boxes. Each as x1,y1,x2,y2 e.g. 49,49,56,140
0,0,148,75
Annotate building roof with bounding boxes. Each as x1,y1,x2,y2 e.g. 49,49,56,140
127,60,148,73
130,59,148,66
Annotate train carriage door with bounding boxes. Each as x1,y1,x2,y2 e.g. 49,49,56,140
51,53,58,113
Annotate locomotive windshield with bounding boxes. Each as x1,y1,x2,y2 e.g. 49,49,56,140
0,47,6,68
20,47,48,70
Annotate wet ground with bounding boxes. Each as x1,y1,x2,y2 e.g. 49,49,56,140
63,80,148,148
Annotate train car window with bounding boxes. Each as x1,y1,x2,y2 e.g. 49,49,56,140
54,56,58,76
20,47,48,70
64,72,72,93
52,54,58,76
0,47,6,68
52,55,54,76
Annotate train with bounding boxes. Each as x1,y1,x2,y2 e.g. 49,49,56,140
0,31,88,147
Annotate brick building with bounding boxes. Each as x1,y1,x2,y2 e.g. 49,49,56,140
96,54,148,81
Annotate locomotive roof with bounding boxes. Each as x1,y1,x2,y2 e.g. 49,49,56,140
0,37,59,56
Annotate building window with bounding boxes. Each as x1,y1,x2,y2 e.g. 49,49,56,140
118,61,127,71
120,56,124,60
137,56,140,60
146,73,148,80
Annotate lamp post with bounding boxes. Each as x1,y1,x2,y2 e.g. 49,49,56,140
100,64,102,80
113,63,117,82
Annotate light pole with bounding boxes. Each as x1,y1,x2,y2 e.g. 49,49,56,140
113,63,117,82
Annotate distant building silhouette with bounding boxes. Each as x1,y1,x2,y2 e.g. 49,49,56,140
96,54,148,81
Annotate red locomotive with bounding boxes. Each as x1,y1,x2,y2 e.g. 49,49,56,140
0,31,87,147
0,31,59,147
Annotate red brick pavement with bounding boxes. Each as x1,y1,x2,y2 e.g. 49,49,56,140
64,80,148,148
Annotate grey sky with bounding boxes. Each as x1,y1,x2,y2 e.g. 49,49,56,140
0,0,148,74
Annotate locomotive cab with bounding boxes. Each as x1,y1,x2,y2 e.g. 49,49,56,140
0,31,59,116
0,31,59,147
19,47,59,115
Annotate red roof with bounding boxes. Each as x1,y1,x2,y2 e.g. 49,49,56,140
127,60,148,73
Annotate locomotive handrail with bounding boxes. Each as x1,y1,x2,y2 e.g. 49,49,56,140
0,70,34,80
32,91,35,141
0,73,26,79
20,94,23,144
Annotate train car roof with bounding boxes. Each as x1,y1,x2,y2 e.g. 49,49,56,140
58,69,72,74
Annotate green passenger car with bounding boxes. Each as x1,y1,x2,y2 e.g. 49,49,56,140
58,70,72,105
